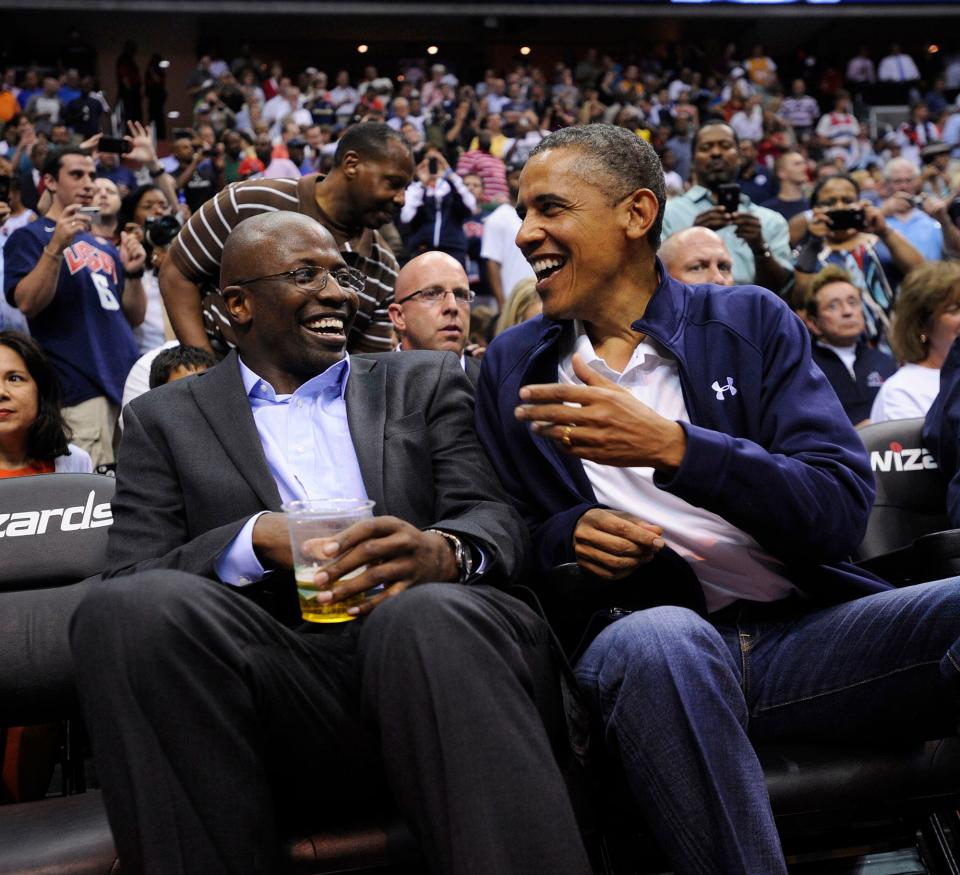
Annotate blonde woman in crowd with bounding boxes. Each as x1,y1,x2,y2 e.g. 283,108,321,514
871,261,960,422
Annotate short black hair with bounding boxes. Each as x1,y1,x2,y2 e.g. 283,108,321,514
332,121,409,167
41,147,92,181
529,123,667,249
148,345,217,389
811,172,860,208
0,330,71,460
694,121,739,150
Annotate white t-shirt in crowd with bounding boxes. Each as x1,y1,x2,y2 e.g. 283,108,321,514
120,340,180,428
132,270,167,354
817,340,858,378
869,362,941,422
560,322,798,613
480,203,535,302
55,443,94,473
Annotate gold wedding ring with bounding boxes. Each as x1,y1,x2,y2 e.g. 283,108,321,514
562,425,573,447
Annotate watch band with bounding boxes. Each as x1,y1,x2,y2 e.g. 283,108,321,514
424,529,473,583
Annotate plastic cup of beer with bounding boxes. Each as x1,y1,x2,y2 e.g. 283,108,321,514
282,498,376,623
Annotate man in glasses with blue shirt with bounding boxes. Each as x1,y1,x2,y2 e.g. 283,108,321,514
69,211,592,875
390,250,482,384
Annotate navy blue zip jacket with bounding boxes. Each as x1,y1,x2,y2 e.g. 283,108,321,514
475,264,891,606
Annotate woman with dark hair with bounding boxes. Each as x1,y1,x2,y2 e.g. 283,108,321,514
0,330,91,796
117,185,174,353
0,330,92,476
793,173,923,349
117,183,168,232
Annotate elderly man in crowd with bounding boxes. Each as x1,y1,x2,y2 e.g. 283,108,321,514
662,121,792,293
658,226,734,287
476,123,960,875
803,265,898,425
159,122,412,358
881,156,960,261
69,210,593,875
389,250,481,383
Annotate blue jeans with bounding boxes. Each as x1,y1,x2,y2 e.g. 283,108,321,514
574,579,960,875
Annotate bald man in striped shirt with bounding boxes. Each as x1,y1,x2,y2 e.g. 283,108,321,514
160,122,414,356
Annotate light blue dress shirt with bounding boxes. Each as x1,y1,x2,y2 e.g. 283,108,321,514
662,185,793,289
215,356,368,585
883,210,945,263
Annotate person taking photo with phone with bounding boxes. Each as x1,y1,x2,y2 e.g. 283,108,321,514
793,173,923,350
399,145,477,268
662,122,793,293
3,147,146,466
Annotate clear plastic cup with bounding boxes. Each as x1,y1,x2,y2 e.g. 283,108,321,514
282,498,375,623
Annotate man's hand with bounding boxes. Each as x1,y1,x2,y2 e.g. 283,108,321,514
515,353,687,471
49,204,92,254
303,517,459,616
119,230,146,274
574,508,665,579
880,192,914,217
124,120,159,165
78,132,103,153
693,206,733,231
730,212,765,252
251,512,293,569
0,202,10,229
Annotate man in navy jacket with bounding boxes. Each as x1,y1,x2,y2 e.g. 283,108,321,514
476,124,960,875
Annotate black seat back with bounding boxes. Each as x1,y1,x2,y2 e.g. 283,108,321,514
0,473,115,592
855,418,949,561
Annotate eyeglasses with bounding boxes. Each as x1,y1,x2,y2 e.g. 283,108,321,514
230,265,366,295
395,287,476,306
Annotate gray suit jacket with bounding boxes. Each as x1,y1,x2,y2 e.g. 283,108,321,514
106,350,528,598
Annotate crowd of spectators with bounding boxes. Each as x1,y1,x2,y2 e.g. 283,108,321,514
0,36,958,465
8,29,960,875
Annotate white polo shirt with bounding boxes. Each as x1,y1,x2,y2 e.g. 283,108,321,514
559,321,798,612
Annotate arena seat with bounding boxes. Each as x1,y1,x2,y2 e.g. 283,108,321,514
0,472,428,875
5,422,960,874
522,417,960,873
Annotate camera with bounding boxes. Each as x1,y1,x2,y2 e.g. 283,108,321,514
0,175,11,204
144,214,181,248
826,208,866,232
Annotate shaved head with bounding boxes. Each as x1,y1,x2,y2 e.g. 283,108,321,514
221,212,337,288
659,227,734,287
218,211,357,394
391,251,472,354
395,251,467,301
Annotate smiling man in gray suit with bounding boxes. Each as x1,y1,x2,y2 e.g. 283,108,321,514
68,212,592,875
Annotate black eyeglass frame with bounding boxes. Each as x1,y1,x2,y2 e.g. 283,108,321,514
228,265,366,294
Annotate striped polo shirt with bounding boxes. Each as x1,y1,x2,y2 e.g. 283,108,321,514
167,173,398,354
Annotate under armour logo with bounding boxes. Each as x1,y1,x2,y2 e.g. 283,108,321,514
711,377,737,401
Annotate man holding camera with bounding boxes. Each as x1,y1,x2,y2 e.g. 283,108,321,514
168,133,220,213
881,157,960,261
662,122,793,293
4,147,146,465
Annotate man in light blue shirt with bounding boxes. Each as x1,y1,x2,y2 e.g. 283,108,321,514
662,122,793,294
69,212,593,875
880,157,960,263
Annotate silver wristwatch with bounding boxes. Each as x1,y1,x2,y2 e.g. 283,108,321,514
425,529,474,583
